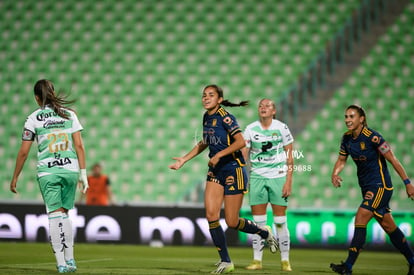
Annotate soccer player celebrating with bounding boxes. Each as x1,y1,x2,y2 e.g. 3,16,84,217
169,85,278,274
330,105,414,275
10,79,89,273
243,98,294,271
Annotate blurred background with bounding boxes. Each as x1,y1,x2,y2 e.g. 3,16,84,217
1,0,413,246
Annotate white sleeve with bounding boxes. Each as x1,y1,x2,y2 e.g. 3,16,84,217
243,126,252,148
281,123,294,146
70,111,83,133
22,115,36,141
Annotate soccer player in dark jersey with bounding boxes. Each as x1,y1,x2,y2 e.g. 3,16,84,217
330,105,414,275
169,84,278,274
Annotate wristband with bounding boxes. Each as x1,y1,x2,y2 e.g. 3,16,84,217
403,178,411,185
80,169,87,178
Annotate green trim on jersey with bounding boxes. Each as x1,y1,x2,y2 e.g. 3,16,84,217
244,119,294,179
23,106,83,177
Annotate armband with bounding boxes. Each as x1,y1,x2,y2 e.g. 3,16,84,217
403,178,411,185
22,129,35,141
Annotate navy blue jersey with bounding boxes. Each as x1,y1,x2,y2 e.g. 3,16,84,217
339,127,392,190
203,106,245,169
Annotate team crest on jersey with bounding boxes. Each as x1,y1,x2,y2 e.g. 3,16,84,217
360,142,366,150
225,176,235,185
212,119,217,127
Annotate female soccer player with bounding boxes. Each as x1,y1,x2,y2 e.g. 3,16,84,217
10,79,89,273
169,85,277,274
243,98,294,271
330,105,414,275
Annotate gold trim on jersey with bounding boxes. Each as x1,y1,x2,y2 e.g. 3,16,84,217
236,167,244,190
372,187,384,209
217,107,227,117
339,150,348,156
377,152,393,191
362,127,372,137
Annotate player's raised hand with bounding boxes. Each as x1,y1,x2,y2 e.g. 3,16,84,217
169,157,185,170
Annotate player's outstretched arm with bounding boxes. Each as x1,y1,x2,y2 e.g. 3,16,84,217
331,155,347,188
382,149,414,199
169,140,208,170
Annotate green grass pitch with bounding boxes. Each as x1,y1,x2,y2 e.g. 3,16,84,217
0,242,407,274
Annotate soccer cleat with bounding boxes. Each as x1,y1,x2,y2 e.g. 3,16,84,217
330,261,352,275
57,265,69,273
211,261,234,274
281,260,292,271
264,225,279,253
66,259,77,272
245,260,262,270
408,264,414,275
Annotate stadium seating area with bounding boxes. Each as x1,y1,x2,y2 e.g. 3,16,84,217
1,0,412,210
292,2,414,210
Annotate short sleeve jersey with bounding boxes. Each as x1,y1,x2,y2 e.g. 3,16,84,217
202,107,245,168
22,106,83,177
244,119,294,179
339,127,392,189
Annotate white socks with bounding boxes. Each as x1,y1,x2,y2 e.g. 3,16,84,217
49,211,74,266
62,212,74,261
48,211,66,266
252,215,266,261
274,216,290,261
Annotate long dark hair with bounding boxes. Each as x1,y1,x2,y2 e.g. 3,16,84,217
346,104,367,127
204,84,248,107
34,79,75,119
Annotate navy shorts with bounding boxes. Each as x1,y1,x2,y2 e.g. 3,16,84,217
206,163,248,195
360,183,393,219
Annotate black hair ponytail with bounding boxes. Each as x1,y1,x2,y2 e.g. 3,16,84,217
34,79,76,120
203,84,249,108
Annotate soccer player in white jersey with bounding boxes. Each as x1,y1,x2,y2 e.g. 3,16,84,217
10,79,89,273
243,98,294,271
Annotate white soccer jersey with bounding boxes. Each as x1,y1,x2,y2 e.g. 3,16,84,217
244,119,294,179
22,106,83,177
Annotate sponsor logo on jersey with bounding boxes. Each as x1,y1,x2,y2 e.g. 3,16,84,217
225,176,235,185
371,136,380,144
36,111,59,121
43,120,66,129
48,157,72,168
364,191,374,200
223,116,233,125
